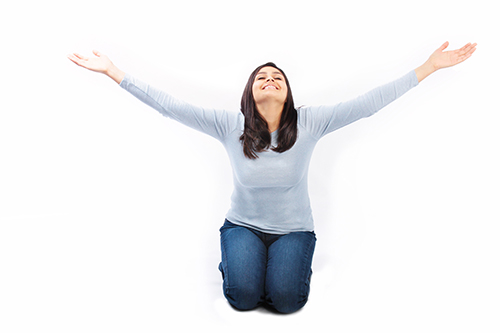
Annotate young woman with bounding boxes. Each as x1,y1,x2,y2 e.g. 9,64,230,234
68,41,476,314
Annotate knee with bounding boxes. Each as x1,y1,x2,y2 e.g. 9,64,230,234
224,284,263,311
268,289,308,314
266,278,312,314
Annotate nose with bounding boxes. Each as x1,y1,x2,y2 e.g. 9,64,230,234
266,77,275,82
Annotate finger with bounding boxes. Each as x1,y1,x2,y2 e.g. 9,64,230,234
460,43,477,56
73,53,89,61
464,47,476,59
438,41,449,52
67,54,81,62
93,50,101,57
460,43,471,51
458,43,473,56
463,42,477,52
67,55,84,66
466,43,478,54
67,54,77,63
457,45,477,63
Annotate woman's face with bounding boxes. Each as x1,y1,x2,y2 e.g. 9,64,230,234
252,66,288,106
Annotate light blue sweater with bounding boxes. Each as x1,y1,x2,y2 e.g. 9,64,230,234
120,70,419,234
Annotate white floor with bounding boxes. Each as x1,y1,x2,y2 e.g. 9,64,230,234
1,211,498,333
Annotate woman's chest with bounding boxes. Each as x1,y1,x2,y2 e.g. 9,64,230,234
224,130,317,188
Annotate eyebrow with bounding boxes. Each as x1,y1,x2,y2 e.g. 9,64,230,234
257,71,283,75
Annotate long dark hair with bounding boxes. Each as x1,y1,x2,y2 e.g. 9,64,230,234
239,62,298,159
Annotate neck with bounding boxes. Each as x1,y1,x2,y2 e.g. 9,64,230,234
256,102,283,133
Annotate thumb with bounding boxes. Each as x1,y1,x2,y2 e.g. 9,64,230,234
92,50,101,57
438,41,449,52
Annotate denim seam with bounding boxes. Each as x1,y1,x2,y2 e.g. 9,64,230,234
299,233,316,299
220,233,231,296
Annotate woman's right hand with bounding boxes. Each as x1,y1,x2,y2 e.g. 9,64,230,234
67,50,125,84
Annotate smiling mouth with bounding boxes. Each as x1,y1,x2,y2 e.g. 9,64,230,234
263,85,278,90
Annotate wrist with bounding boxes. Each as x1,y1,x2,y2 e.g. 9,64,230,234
415,60,437,83
106,64,125,84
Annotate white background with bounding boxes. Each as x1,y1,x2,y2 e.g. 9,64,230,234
1,0,499,332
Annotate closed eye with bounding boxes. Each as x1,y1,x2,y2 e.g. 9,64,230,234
256,76,283,81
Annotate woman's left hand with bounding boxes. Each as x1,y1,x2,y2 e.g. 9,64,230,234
428,41,477,70
415,41,477,82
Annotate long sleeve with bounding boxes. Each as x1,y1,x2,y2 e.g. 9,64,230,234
298,70,419,139
119,73,239,141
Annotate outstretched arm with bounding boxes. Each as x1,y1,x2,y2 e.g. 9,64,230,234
67,50,125,84
415,41,477,82
67,50,237,141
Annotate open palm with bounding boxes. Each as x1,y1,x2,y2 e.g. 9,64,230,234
67,50,113,74
429,41,477,70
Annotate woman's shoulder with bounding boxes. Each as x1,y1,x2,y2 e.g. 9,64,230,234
296,104,341,140
296,104,326,127
215,109,244,138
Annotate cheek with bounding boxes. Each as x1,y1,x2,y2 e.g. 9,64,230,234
252,83,261,99
280,86,288,100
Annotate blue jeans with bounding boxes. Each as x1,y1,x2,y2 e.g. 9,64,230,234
219,219,316,314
